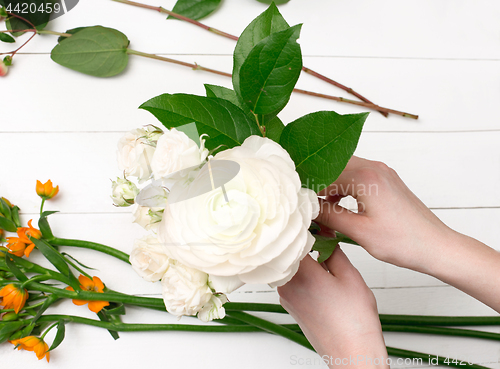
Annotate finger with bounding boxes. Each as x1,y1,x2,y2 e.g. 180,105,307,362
324,246,357,278
278,255,327,294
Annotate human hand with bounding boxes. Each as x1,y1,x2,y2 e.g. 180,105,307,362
315,156,500,313
278,248,389,368
315,156,454,274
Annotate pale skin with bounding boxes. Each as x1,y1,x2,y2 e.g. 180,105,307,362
278,156,500,368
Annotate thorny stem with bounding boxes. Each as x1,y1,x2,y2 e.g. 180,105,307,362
126,49,417,118
111,0,238,41
112,0,401,118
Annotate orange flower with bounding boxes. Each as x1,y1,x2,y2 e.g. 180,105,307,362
36,180,59,200
66,275,109,313
10,336,50,362
6,220,42,258
0,284,28,314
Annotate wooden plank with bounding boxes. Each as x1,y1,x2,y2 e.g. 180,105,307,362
2,0,499,59
2,55,499,132
11,209,499,295
1,131,498,214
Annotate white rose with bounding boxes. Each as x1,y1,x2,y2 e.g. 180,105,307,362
151,128,209,181
117,126,163,182
110,177,139,207
131,204,163,231
197,294,228,322
158,136,320,288
161,261,212,317
130,235,170,282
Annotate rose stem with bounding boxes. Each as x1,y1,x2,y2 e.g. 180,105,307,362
111,0,390,117
125,49,417,118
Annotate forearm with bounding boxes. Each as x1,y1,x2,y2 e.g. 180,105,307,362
419,231,500,313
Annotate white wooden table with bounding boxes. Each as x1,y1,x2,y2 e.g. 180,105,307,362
1,0,499,367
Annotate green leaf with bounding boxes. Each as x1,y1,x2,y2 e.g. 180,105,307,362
38,217,54,240
6,17,27,37
11,206,21,228
239,24,302,115
105,302,126,315
51,26,130,78
0,198,12,219
312,234,340,263
5,256,28,282
31,294,57,325
168,0,221,20
204,84,283,140
264,116,284,143
204,84,255,117
232,3,289,99
49,321,65,351
0,216,17,232
0,33,15,43
256,0,290,4
97,310,120,340
140,93,262,152
32,238,71,277
280,111,368,192
0,321,24,336
56,26,87,44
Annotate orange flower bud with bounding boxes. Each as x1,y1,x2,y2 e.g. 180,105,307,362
0,284,28,314
36,180,59,200
10,336,50,362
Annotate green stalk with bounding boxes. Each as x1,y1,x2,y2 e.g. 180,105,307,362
386,347,489,369
50,238,130,264
225,302,287,314
380,314,500,326
227,311,314,351
382,325,500,341
28,282,165,309
37,314,260,333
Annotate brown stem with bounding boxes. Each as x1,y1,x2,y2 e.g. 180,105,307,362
294,88,418,119
112,0,238,40
1,13,37,57
112,0,399,118
126,49,418,119
302,67,389,117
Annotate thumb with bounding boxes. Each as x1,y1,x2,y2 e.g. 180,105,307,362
315,198,366,239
